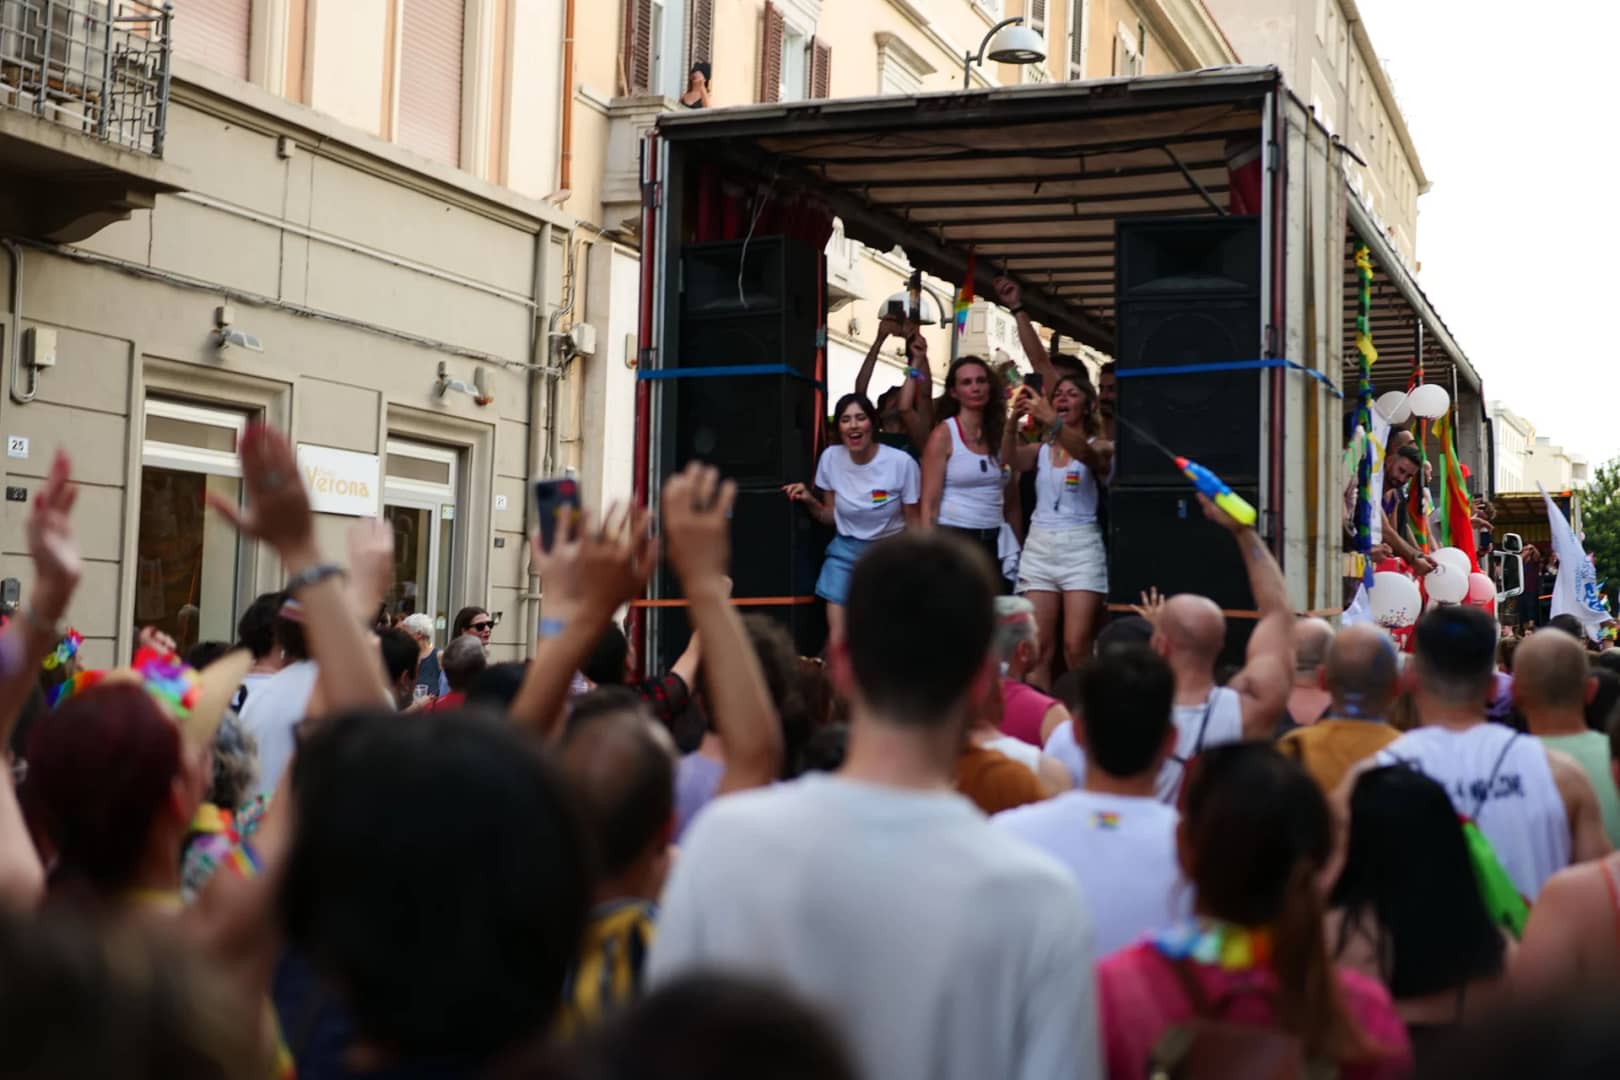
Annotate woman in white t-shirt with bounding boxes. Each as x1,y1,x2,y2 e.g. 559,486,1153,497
784,393,920,639
1003,374,1114,687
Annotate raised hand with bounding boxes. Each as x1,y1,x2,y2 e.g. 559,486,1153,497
580,504,658,614
347,517,396,615
993,275,1021,310
1132,586,1166,626
663,464,736,596
207,424,314,558
27,450,81,622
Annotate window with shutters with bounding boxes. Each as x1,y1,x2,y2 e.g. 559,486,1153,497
1020,0,1046,83
686,0,713,82
780,24,807,102
1067,0,1085,79
809,37,830,98
760,0,823,103
397,0,465,166
170,0,252,81
626,0,703,99
623,0,653,94
758,1,784,102
1111,22,1141,77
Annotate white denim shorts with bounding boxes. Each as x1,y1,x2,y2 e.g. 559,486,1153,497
1015,522,1108,595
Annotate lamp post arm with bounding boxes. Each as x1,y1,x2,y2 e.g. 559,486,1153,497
963,16,1026,88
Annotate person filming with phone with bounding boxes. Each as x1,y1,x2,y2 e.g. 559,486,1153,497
1002,374,1113,686
784,393,920,641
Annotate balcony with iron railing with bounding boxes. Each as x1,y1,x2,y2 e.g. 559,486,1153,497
0,0,183,241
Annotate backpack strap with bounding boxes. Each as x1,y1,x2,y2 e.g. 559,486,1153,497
1471,732,1521,822
1169,696,1218,769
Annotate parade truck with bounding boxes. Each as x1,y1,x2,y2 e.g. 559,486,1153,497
629,66,1487,666
1487,489,1582,627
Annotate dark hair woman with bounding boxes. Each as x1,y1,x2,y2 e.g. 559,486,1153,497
680,62,712,109
452,606,494,646
784,393,920,641
1328,765,1509,1069
1002,372,1114,688
920,356,1009,588
1097,744,1411,1079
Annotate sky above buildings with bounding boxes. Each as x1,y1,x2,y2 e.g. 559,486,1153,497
1356,0,1619,469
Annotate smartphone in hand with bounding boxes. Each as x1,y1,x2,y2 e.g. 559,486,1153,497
533,476,582,552
1023,372,1045,396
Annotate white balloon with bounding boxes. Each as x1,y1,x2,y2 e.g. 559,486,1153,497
1369,571,1423,628
1426,563,1469,604
1374,391,1411,424
1407,383,1451,419
1431,547,1470,576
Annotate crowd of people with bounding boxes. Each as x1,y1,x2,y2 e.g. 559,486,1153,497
5,295,1620,1080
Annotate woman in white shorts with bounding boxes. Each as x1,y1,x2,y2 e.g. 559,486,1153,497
1004,374,1113,688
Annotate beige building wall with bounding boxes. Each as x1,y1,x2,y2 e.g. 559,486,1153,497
1201,0,1426,265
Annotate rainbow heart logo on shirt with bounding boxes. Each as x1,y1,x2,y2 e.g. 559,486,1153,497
1090,811,1120,830
871,490,891,505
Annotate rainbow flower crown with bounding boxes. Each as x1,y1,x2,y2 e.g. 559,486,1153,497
41,628,82,673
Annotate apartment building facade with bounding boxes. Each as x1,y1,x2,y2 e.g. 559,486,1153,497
1202,0,1425,265
0,0,1236,663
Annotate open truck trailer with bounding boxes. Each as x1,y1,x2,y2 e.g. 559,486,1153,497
630,66,1487,667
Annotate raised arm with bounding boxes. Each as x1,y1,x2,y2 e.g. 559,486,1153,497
0,450,81,909
994,276,1057,390
209,425,392,718
1000,395,1041,476
898,335,937,445
1198,494,1295,740
920,423,951,528
508,504,657,742
855,314,903,400
1012,387,1107,475
664,464,782,794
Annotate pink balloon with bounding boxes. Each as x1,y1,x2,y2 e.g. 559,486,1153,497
1466,572,1496,609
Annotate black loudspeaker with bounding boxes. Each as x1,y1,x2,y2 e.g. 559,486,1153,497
680,236,822,376
651,489,829,669
1113,217,1262,488
671,372,819,485
1106,485,1258,660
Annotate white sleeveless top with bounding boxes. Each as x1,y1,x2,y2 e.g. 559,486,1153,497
1030,442,1100,530
936,418,1004,530
1154,687,1245,805
1378,724,1570,899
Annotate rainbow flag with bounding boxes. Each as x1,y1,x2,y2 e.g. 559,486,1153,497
1090,811,1121,830
1433,410,1479,573
871,490,891,505
954,249,975,335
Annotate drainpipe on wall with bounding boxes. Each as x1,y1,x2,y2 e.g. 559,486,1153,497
524,223,555,656
2,240,36,404
554,0,576,200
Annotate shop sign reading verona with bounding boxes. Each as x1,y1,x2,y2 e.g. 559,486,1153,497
296,444,382,517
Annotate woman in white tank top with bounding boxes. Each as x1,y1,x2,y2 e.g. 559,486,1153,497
1002,374,1114,688
920,356,1010,587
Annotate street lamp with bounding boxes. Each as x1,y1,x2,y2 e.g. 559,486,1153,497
962,16,1047,88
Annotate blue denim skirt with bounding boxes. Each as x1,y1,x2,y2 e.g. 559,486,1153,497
815,534,871,605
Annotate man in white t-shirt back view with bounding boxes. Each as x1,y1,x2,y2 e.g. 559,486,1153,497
238,599,319,800
648,533,1101,1080
996,642,1190,957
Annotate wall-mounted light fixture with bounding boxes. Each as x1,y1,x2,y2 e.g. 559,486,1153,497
434,361,494,406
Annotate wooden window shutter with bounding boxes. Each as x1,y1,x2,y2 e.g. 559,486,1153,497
1029,0,1046,33
809,37,831,99
687,0,714,72
759,1,784,103
170,0,251,81
623,0,654,94
398,0,465,165
1069,0,1085,76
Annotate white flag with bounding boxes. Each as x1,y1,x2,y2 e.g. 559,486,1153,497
1539,484,1609,640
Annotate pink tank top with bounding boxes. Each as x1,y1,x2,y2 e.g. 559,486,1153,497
999,679,1062,748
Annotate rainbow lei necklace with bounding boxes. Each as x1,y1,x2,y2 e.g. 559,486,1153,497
1152,918,1273,972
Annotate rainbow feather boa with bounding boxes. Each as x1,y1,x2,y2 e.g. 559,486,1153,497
41,628,82,672
47,646,201,718
1152,918,1274,972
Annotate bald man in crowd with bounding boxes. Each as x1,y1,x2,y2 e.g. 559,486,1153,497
1279,624,1403,793
1279,618,1337,736
1518,630,1620,848
1135,495,1294,804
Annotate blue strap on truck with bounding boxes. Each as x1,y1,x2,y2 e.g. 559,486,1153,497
1114,358,1342,398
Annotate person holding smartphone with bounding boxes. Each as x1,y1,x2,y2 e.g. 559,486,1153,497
1003,373,1113,688
920,356,1010,589
784,393,920,640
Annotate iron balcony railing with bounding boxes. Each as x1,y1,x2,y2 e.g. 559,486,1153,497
0,0,171,156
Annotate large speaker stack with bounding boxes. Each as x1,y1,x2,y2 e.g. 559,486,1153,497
650,236,829,669
1109,217,1264,653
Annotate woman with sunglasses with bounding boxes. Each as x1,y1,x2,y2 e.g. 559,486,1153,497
920,356,1010,588
1002,373,1113,688
785,393,920,640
